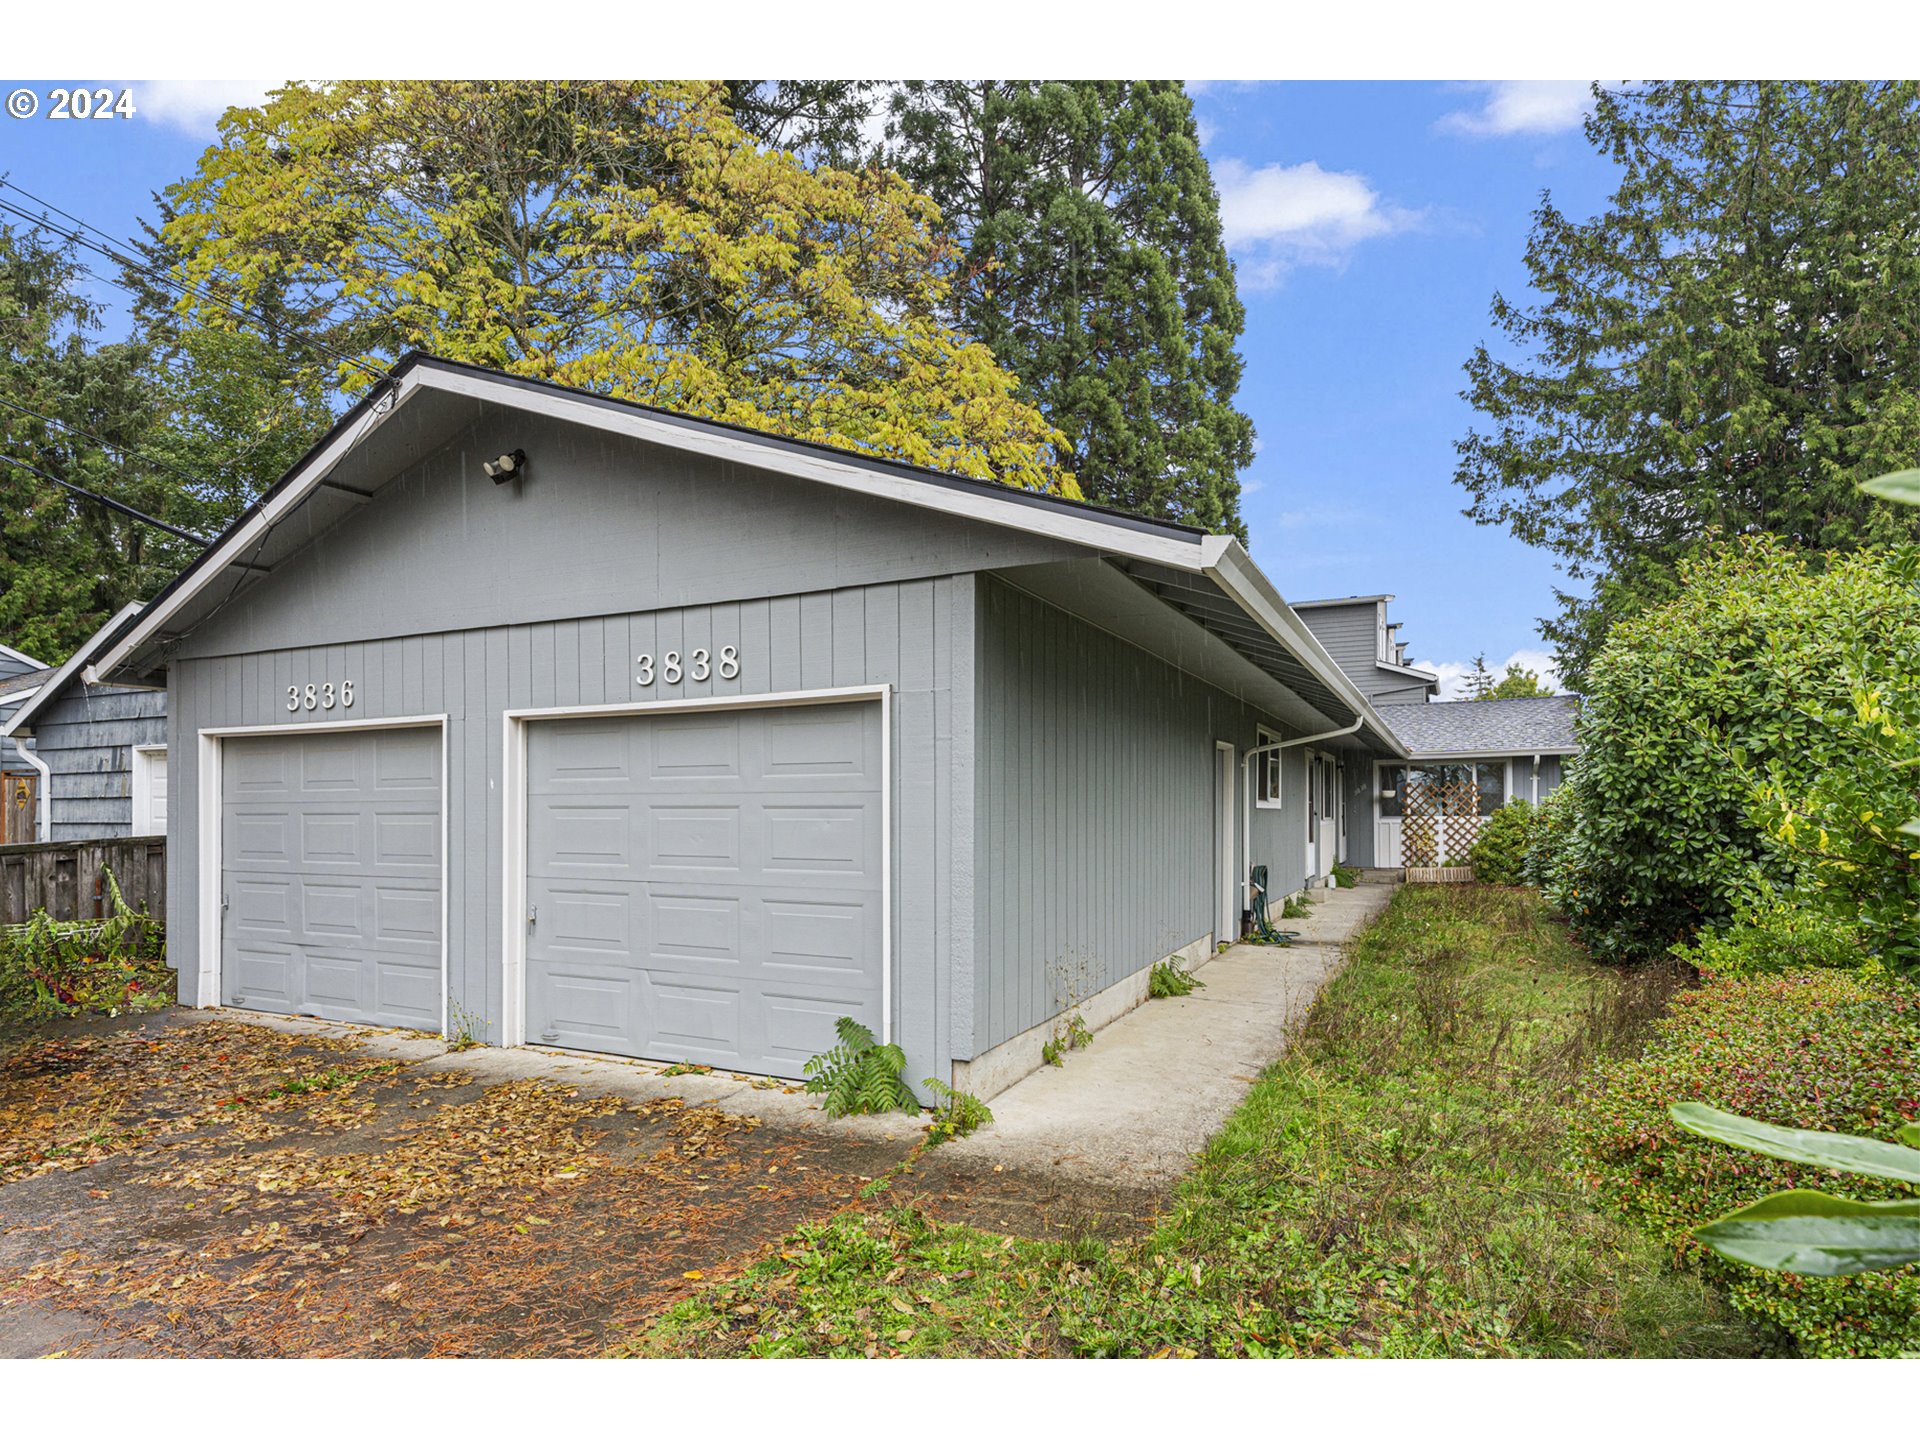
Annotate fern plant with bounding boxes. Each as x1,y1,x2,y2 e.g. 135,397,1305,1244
803,1016,918,1117
1149,959,1204,998
923,1077,993,1144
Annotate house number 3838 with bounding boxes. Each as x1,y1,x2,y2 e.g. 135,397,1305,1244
286,681,355,711
637,646,738,686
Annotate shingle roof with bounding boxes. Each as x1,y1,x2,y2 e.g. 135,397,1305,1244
1377,695,1580,757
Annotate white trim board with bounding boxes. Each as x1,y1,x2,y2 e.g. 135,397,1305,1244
499,684,894,1051
195,713,451,1035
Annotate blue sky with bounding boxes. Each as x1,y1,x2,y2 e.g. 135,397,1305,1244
0,79,1620,693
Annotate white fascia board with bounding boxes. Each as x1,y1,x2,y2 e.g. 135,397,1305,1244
0,642,46,669
1202,537,1412,760
2,601,143,737
1376,659,1441,682
1402,747,1580,761
412,366,1209,572
87,371,426,683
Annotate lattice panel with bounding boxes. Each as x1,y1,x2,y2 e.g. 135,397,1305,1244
1402,776,1483,866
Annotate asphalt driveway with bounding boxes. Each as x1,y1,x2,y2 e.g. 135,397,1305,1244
0,1012,917,1357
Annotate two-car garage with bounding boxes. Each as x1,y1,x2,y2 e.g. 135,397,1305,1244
209,696,887,1080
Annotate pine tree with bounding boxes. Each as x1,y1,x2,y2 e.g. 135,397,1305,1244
0,226,198,659
877,82,1255,535
1457,82,1920,684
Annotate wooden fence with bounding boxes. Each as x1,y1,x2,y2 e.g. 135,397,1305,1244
0,838,167,926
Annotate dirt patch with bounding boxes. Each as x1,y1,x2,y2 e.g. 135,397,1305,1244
0,1016,912,1356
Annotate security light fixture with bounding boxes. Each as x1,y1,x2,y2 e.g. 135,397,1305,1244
484,449,527,484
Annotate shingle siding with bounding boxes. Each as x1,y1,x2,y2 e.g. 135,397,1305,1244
31,685,167,840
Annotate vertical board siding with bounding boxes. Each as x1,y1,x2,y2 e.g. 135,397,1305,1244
167,575,970,1090
970,578,1317,1057
30,685,168,840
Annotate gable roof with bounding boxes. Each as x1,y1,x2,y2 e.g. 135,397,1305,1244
1377,695,1580,758
2,603,145,738
76,353,1407,756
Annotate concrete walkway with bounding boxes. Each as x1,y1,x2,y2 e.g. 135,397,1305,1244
913,879,1399,1219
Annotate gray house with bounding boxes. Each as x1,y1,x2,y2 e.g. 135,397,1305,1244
1,608,169,843
1,644,48,845
74,353,1407,1098
1296,594,1578,869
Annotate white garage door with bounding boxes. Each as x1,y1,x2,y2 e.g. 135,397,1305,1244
221,726,442,1028
525,702,884,1077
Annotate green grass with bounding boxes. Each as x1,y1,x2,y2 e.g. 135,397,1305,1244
627,886,1763,1358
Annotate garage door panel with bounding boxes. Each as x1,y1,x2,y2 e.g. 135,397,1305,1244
648,716,741,779
300,812,362,865
526,702,883,1078
649,804,741,870
375,810,439,867
220,727,441,1031
649,890,741,963
374,885,440,946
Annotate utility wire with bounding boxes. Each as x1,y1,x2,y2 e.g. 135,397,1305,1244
0,184,389,387
0,451,211,545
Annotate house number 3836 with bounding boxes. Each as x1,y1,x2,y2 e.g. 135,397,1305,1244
637,646,738,686
286,681,355,711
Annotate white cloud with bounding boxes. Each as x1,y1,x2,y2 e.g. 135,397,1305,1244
134,80,276,134
1411,648,1565,701
1213,157,1421,288
1434,81,1596,138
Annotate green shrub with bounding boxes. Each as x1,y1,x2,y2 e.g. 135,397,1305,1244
1569,970,1920,1355
1330,862,1359,889
1522,782,1577,894
922,1078,992,1144
1546,537,1920,964
803,1017,918,1117
1676,897,1873,979
1148,959,1204,998
1467,798,1534,886
0,870,170,1047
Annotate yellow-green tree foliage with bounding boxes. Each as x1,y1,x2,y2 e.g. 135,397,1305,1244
162,81,1077,496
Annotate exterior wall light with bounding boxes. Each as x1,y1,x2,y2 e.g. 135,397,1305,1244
484,449,527,483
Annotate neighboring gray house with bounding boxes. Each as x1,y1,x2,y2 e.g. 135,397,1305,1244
1,644,49,845
1293,595,1441,707
1,609,170,843
74,353,1408,1099
1295,595,1579,869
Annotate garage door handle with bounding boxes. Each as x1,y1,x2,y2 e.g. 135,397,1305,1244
527,905,537,928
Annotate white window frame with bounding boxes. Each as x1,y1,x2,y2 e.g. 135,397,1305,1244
131,744,167,836
1255,725,1284,808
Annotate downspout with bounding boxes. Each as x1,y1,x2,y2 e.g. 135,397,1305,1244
1531,753,1540,805
1242,717,1365,909
15,733,50,842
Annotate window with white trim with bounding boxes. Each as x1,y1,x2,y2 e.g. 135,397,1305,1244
1256,726,1283,807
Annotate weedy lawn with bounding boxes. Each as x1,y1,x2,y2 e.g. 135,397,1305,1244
628,885,1764,1358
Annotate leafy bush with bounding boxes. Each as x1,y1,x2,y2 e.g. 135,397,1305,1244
1148,959,1204,998
0,871,170,1046
1522,782,1577,893
1675,896,1871,979
922,1078,992,1144
803,1017,917,1117
1570,970,1920,1355
1467,798,1534,886
1545,537,1920,963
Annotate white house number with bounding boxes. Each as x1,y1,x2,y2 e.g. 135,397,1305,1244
636,646,738,686
286,681,355,712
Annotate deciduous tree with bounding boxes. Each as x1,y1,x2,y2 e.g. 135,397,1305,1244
161,80,1074,496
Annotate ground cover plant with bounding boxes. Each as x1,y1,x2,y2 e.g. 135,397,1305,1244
0,872,171,1047
632,886,1758,1357
1571,969,1920,1356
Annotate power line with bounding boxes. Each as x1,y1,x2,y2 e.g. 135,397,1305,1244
0,184,390,387
0,451,211,545
0,392,213,494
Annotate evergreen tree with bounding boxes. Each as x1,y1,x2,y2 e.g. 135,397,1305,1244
1457,82,1920,685
877,82,1255,535
0,225,199,660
